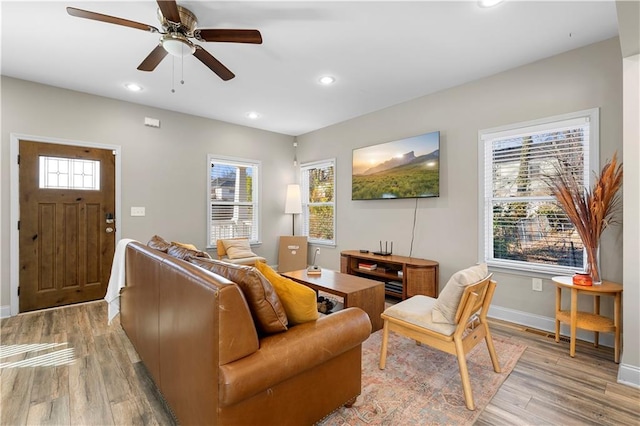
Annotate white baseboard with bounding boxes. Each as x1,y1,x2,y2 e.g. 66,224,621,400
617,363,640,389
0,305,11,319
488,304,614,348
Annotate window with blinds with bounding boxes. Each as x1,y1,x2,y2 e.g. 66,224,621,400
478,109,599,275
207,155,260,247
301,159,336,245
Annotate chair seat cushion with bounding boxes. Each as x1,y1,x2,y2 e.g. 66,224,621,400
383,295,457,336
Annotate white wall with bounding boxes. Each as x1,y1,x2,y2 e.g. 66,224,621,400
618,53,640,388
615,0,640,389
0,77,295,309
298,38,626,342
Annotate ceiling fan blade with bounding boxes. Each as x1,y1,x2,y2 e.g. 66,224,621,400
156,0,181,24
195,29,263,44
193,46,235,81
137,45,168,71
66,7,158,33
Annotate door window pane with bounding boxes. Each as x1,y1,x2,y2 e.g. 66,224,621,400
39,156,100,190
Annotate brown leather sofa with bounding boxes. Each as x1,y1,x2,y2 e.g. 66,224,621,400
120,242,371,425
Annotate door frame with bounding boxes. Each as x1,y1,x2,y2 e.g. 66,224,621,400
9,133,122,316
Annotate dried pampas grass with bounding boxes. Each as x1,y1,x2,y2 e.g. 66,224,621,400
547,152,623,282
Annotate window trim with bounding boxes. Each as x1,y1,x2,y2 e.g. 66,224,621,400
477,108,600,277
300,158,337,247
206,154,261,248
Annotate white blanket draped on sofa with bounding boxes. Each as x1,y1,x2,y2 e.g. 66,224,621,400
105,238,137,324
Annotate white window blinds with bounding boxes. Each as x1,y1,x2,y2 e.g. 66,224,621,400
479,109,598,275
301,159,336,245
208,155,260,246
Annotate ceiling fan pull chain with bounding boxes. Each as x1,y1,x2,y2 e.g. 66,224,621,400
181,48,185,85
171,55,175,93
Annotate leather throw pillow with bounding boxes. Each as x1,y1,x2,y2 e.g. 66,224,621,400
147,235,171,252
167,243,211,260
188,257,288,335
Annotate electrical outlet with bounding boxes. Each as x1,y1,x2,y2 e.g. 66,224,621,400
532,278,543,292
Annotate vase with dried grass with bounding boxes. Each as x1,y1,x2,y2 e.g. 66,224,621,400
547,152,623,285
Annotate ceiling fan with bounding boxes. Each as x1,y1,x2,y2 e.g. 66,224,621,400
67,0,262,81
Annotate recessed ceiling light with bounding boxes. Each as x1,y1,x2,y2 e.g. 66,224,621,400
478,0,505,7
246,111,261,120
318,75,336,85
125,83,143,92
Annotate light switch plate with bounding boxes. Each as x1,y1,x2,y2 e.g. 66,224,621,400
131,207,146,217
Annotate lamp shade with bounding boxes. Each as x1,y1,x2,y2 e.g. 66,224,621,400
284,184,302,214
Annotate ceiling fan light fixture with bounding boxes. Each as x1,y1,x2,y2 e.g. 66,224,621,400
161,33,195,57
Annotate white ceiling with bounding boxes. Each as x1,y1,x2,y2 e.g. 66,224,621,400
1,1,620,136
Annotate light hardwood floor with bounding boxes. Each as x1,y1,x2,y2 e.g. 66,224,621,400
1,301,638,425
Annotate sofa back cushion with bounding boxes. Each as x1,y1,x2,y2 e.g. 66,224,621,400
188,257,289,335
124,242,260,368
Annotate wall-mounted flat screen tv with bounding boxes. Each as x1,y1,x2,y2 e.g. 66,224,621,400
352,131,440,200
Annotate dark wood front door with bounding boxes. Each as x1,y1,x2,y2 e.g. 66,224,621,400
19,140,116,312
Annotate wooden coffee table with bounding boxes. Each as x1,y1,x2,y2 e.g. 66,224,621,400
282,269,385,332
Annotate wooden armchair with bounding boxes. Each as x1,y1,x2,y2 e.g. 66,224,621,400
379,273,500,410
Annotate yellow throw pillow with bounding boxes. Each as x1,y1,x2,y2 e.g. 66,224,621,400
256,262,318,325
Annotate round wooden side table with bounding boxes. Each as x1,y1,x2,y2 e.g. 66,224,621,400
552,276,623,363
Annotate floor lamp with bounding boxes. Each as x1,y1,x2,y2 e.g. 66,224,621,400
284,184,302,235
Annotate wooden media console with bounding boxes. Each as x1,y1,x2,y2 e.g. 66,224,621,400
340,250,439,299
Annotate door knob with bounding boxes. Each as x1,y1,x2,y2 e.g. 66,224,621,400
106,227,114,233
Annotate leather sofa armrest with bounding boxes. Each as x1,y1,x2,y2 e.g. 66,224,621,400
219,307,371,406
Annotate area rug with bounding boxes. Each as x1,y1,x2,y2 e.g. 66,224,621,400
318,329,526,425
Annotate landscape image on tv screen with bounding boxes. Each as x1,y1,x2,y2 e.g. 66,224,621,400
352,131,440,200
